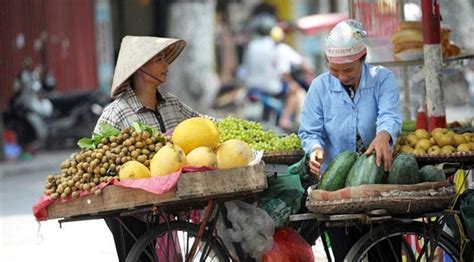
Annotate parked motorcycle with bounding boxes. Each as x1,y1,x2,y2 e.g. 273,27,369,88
3,67,110,151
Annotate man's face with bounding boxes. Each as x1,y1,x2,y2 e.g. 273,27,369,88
141,52,169,84
328,60,362,88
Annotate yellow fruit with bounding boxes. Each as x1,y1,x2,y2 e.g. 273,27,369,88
186,147,218,168
216,139,253,169
119,160,151,180
431,127,447,136
415,129,430,139
413,148,426,155
429,137,436,145
432,131,445,144
428,146,441,155
150,144,187,177
172,117,220,154
462,133,472,143
415,139,431,151
406,134,419,147
400,145,414,153
468,142,474,151
453,134,467,146
441,145,456,154
437,134,455,147
447,130,456,136
457,143,470,152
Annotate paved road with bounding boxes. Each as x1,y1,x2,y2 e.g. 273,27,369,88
0,150,117,262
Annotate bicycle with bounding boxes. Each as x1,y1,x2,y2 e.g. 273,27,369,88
124,198,254,262
344,167,473,262
290,164,473,262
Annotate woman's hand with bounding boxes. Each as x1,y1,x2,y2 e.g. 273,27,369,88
309,148,325,179
365,131,392,171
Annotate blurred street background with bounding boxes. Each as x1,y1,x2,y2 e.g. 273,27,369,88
1,0,473,261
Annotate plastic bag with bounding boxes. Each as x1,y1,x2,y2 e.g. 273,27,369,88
263,227,314,262
260,172,305,227
288,154,317,190
216,200,275,261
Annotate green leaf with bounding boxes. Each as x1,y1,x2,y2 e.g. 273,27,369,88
131,121,159,136
99,123,120,137
77,138,96,150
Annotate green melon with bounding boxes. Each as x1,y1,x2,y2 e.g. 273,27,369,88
388,154,419,184
345,154,386,187
319,151,358,191
419,165,445,182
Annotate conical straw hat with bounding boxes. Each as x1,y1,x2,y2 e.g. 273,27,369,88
111,36,186,97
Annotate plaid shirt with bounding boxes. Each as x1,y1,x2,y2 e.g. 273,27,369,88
95,86,201,133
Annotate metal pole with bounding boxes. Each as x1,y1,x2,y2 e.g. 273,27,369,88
421,0,446,131
402,65,411,120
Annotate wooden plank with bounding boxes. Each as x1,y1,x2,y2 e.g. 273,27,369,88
176,162,267,199
47,186,179,220
47,163,267,220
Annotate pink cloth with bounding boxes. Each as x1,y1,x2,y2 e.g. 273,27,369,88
32,165,215,221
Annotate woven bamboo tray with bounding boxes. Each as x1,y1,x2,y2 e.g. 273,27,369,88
262,150,305,165
306,182,456,215
414,151,474,166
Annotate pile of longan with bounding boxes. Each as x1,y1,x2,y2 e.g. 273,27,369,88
43,128,171,200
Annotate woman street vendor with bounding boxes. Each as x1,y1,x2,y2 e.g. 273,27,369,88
298,20,402,261
94,36,206,261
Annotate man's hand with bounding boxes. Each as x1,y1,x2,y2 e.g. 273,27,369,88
309,148,325,179
365,131,392,171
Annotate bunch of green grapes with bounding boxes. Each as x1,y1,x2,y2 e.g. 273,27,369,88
217,117,302,152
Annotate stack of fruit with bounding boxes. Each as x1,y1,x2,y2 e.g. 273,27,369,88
395,128,474,155
319,151,445,192
42,118,255,200
217,116,302,152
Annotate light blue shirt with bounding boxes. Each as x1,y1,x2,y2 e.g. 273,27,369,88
298,63,401,172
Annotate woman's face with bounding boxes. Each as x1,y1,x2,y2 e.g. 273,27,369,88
140,52,169,84
328,60,362,88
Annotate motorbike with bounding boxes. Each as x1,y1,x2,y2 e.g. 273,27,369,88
3,68,110,151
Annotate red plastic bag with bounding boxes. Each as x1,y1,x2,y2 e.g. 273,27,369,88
263,227,314,262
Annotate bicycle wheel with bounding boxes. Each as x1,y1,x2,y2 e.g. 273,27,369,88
126,221,229,262
345,221,460,262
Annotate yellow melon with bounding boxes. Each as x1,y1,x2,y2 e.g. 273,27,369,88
150,144,187,177
216,139,253,169
119,160,151,180
172,117,220,154
186,146,218,167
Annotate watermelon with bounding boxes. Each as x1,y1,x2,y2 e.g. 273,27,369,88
345,154,386,187
319,151,358,191
388,154,419,184
419,165,445,182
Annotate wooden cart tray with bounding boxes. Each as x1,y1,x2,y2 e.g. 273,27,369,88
262,150,305,165
46,163,267,220
306,181,456,215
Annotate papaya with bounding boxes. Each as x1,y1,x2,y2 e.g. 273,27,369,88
319,151,358,191
388,154,419,184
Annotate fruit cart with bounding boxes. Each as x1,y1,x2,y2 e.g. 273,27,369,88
37,163,268,261
289,150,474,261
